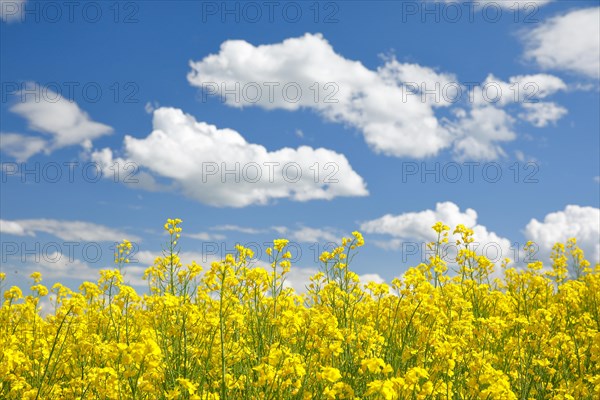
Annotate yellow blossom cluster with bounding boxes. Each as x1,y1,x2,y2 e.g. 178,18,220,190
1,219,599,399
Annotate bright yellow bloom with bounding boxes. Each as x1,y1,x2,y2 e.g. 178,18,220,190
318,366,342,383
0,219,596,400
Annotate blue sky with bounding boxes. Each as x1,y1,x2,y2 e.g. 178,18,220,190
1,0,599,294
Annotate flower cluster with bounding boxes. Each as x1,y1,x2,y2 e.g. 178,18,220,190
1,219,599,399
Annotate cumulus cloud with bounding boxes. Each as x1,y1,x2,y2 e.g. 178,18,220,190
92,107,368,207
473,74,567,107
1,85,113,160
361,202,477,242
0,219,140,242
189,34,568,161
89,147,167,192
524,205,600,263
519,102,568,127
449,73,567,160
360,202,513,265
188,33,452,158
449,106,516,161
377,59,458,108
523,7,600,78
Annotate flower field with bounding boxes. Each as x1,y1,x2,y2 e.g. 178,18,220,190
1,219,599,400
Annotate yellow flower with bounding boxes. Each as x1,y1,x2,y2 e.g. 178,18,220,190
351,231,365,246
30,271,42,283
0,219,596,400
318,366,342,383
4,285,22,300
274,238,289,252
360,357,392,374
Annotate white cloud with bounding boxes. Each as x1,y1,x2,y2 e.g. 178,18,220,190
361,202,476,242
360,202,513,265
283,266,319,293
24,253,100,281
188,33,452,158
0,132,47,161
211,225,266,234
189,34,568,161
359,273,386,284
524,205,600,263
11,85,113,148
0,219,140,242
9,255,148,288
474,74,567,107
519,102,568,127
145,101,160,114
449,73,567,160
0,0,25,22
135,250,162,266
0,219,33,236
92,107,368,207
90,147,168,192
377,59,458,107
372,238,405,251
523,7,600,78
210,224,343,244
594,176,600,184
2,85,113,160
119,266,149,287
449,105,516,161
187,232,227,241
276,226,341,244
514,150,538,164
